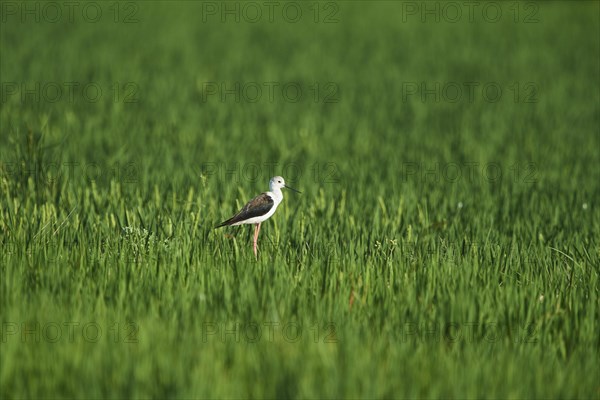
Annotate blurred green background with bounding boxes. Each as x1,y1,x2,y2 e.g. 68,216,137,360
1,1,599,398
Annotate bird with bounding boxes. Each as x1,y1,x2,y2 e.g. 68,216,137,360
215,176,300,257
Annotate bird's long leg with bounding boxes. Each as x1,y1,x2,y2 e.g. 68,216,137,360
253,223,261,258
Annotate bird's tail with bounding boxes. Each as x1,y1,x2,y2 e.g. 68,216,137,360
214,219,231,229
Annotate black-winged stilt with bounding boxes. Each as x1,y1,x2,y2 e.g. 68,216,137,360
216,176,300,257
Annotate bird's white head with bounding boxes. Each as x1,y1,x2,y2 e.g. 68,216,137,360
269,176,301,193
269,176,286,191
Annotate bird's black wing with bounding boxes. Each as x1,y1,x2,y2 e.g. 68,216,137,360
215,193,274,227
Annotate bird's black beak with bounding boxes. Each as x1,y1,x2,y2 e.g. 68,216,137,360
284,185,301,193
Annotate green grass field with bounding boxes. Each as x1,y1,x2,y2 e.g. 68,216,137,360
1,1,599,398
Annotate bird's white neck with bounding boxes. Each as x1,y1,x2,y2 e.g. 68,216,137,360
268,188,283,205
